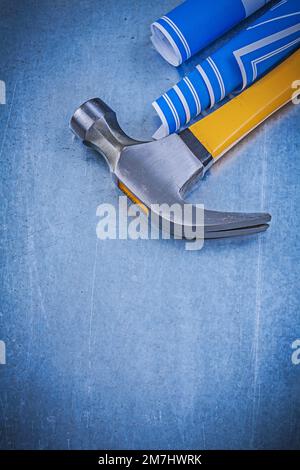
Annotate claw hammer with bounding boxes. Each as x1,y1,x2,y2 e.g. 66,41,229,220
70,50,300,239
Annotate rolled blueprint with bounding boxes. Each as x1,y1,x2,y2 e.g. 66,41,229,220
153,0,300,138
151,0,272,66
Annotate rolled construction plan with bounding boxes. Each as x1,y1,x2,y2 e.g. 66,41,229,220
151,0,272,66
153,0,300,138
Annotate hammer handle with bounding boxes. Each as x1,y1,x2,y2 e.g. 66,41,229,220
188,49,300,160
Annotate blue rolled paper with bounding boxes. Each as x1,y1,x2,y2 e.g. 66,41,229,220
153,0,300,138
151,0,272,66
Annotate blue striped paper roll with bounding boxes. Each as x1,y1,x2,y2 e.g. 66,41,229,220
153,0,300,138
151,0,271,66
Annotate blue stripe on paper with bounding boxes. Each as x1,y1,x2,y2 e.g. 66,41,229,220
177,79,198,118
168,87,186,129
155,95,177,134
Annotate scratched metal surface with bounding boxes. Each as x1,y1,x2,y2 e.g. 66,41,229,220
0,0,299,450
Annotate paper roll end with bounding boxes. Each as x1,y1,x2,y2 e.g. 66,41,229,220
152,100,170,139
152,126,168,140
150,22,182,67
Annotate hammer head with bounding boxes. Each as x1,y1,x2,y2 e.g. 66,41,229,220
70,98,271,239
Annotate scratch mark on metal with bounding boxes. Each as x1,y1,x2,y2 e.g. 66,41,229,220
88,239,98,368
0,81,17,161
250,127,268,447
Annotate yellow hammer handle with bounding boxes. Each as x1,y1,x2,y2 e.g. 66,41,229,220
189,49,300,159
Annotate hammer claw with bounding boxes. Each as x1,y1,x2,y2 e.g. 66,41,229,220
204,224,270,239
203,209,271,234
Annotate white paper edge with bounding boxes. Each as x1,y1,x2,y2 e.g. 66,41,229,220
152,101,170,140
150,22,182,67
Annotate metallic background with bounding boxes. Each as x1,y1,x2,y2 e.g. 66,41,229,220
0,0,299,450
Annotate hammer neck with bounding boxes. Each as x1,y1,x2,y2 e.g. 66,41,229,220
86,120,136,172
70,98,140,172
